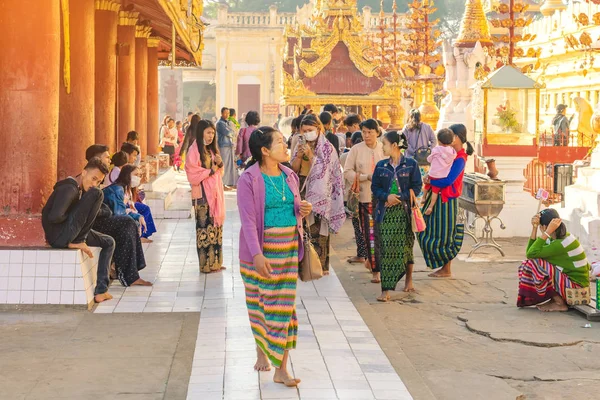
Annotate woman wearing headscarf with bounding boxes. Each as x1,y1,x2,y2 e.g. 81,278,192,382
291,114,346,274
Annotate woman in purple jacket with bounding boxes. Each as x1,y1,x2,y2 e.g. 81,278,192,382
237,127,312,387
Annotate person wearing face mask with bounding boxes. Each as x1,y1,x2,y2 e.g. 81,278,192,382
291,114,346,275
183,119,226,274
238,126,312,386
371,131,422,301
100,165,152,287
343,119,386,283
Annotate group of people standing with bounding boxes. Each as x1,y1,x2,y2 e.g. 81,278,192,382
230,105,475,386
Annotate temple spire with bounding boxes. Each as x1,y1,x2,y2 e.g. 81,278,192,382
454,0,493,48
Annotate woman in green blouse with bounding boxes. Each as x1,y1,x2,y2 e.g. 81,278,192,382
518,208,590,312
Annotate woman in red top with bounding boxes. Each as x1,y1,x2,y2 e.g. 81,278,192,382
418,124,474,278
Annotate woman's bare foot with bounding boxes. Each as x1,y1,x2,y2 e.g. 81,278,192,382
254,346,271,371
428,270,451,278
131,278,153,286
403,279,415,293
273,368,300,387
537,297,568,312
140,238,153,243
371,272,381,283
94,292,112,303
377,291,390,302
364,260,372,271
323,271,330,276
348,256,366,264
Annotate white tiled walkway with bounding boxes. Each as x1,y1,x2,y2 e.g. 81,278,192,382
95,195,413,400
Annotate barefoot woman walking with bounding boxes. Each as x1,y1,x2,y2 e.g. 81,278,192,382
238,127,312,386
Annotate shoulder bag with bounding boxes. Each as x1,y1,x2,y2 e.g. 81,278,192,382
410,189,427,233
299,226,323,282
413,125,432,166
346,171,360,218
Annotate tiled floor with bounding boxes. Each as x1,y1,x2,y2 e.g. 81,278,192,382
95,194,413,400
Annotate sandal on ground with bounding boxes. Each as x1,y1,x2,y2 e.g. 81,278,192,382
347,257,366,264
371,279,381,283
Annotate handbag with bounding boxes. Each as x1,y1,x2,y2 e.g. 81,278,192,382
346,174,360,217
410,190,427,233
565,286,591,306
299,228,323,282
413,125,431,166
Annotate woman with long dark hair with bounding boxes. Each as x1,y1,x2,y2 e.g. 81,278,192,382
97,165,151,287
371,131,422,301
238,126,311,386
290,114,345,275
184,119,226,273
418,123,474,278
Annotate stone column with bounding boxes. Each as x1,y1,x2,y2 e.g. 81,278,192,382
117,10,138,146
95,0,120,152
58,0,96,180
0,0,60,245
135,25,151,157
147,38,160,155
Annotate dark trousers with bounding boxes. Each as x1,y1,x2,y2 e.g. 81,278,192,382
48,188,114,295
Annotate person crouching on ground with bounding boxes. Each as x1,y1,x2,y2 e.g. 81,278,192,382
41,157,115,303
517,208,590,312
238,126,312,387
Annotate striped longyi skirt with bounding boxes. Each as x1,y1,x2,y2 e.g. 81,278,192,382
517,258,582,307
417,196,465,270
240,226,299,368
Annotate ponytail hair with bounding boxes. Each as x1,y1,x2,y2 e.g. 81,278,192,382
449,123,474,156
245,126,278,169
383,130,408,150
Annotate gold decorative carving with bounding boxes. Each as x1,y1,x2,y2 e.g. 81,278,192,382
147,37,161,48
455,0,492,48
60,0,71,94
95,0,120,12
119,10,139,26
282,71,316,97
135,25,152,38
156,0,205,66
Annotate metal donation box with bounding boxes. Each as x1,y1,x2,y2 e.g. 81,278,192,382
458,173,506,257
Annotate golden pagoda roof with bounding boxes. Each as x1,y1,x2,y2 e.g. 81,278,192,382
455,0,493,48
281,0,395,105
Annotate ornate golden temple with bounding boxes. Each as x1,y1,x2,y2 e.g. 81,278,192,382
280,0,400,119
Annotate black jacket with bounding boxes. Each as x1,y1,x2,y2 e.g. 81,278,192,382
41,177,80,242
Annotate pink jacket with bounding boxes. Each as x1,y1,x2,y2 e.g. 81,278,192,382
237,163,305,262
185,141,225,226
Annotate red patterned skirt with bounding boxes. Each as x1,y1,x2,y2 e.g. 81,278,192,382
517,258,581,307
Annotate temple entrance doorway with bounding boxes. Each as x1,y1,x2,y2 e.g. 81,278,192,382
237,84,260,116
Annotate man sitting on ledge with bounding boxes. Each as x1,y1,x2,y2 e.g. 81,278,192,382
41,157,115,303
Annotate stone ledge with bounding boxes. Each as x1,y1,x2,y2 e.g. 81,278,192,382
0,248,101,309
